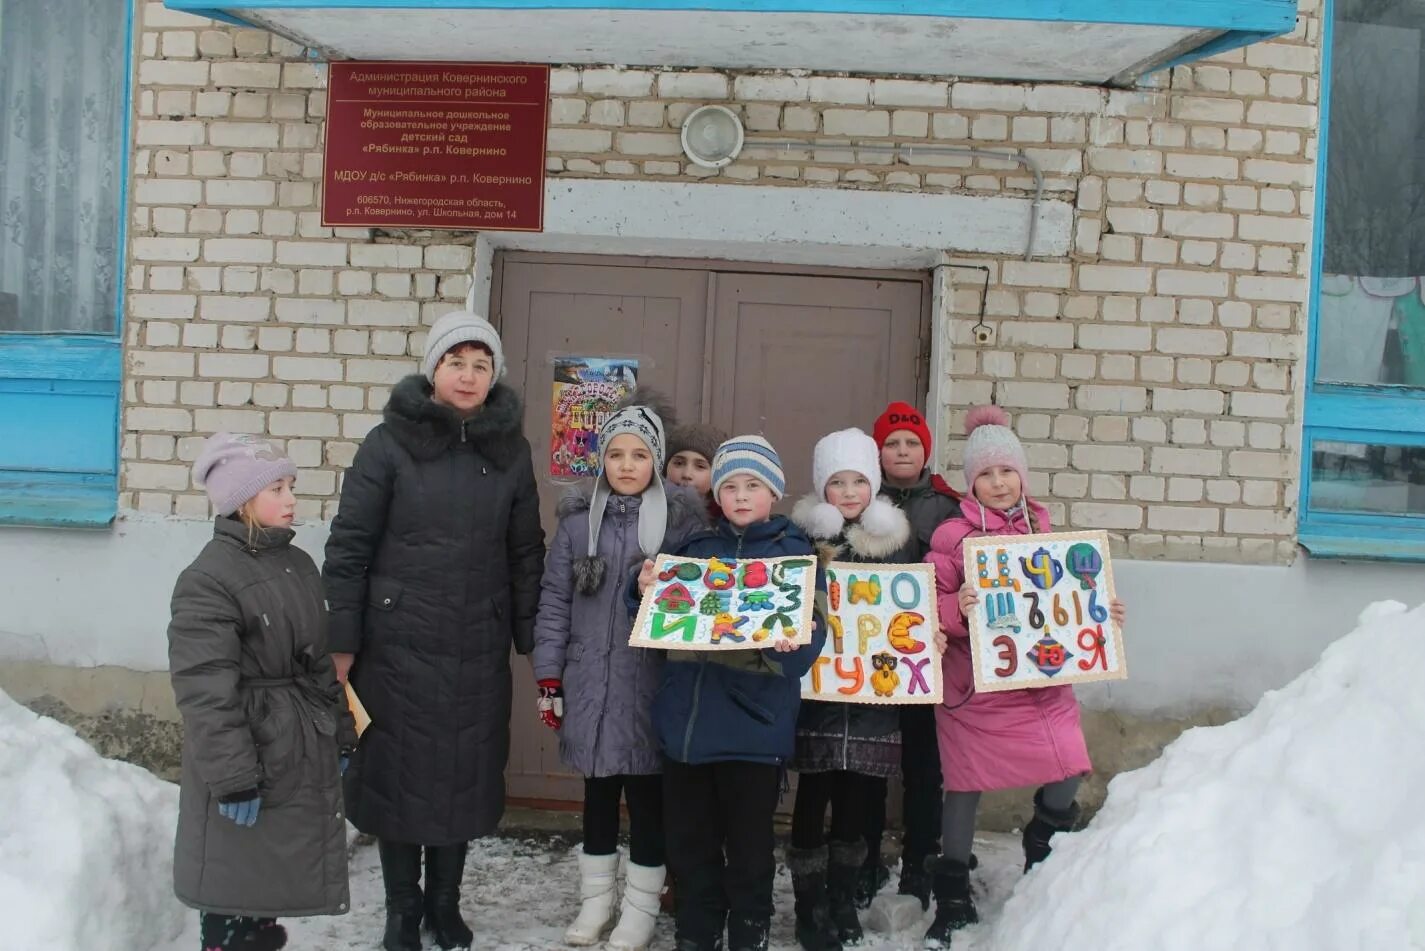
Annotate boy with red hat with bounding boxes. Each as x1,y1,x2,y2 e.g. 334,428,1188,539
858,401,962,912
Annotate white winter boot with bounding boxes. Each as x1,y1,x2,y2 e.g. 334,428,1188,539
607,862,666,951
565,850,620,946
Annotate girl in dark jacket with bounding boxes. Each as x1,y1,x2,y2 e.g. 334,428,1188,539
787,428,913,951
323,311,545,951
169,433,354,951
532,393,707,951
859,402,963,909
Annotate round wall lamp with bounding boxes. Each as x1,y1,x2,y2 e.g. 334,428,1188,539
680,105,745,169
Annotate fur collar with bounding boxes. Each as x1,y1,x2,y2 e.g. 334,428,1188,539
790,493,911,561
383,374,525,467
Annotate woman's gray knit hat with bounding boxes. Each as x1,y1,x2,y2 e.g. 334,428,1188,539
575,389,677,594
421,310,505,382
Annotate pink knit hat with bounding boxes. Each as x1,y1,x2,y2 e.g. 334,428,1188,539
962,406,1029,491
193,432,297,516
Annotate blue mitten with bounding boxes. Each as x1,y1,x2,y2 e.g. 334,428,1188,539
217,789,262,827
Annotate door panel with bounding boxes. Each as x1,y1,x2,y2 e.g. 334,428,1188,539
496,256,926,806
502,261,711,538
709,273,924,505
499,260,709,802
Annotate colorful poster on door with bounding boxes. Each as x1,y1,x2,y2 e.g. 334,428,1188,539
630,555,817,651
550,356,638,477
963,530,1126,692
801,562,942,705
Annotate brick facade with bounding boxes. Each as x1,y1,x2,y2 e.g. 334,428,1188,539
125,1,1321,564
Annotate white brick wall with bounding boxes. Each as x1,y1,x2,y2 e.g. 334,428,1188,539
123,3,1317,561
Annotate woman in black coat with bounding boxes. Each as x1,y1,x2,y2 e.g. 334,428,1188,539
324,310,545,951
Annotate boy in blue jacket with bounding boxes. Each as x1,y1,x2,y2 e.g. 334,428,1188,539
631,436,827,951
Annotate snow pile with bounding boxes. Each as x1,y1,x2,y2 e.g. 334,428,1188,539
993,599,1425,951
0,689,187,950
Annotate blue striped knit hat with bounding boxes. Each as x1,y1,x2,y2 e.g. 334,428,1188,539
712,435,786,500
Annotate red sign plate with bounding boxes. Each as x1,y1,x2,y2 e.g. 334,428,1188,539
323,62,549,231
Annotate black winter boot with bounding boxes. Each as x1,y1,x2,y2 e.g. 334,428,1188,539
897,851,932,912
826,840,866,946
378,839,424,951
424,843,475,949
922,857,977,949
675,937,724,951
242,919,288,951
727,913,771,951
1021,789,1081,873
787,846,840,951
852,861,888,909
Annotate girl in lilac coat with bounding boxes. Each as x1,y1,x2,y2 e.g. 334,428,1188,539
921,406,1126,948
532,393,706,951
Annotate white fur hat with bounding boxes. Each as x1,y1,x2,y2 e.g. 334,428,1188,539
813,428,882,500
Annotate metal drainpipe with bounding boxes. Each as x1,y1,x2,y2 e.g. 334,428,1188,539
743,140,1045,261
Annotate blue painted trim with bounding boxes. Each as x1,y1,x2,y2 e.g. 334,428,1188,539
1304,425,1425,451
1303,0,1332,403
1305,389,1425,435
0,337,123,382
1299,522,1425,562
0,473,118,529
1299,0,1425,563
0,1,133,529
167,0,1297,32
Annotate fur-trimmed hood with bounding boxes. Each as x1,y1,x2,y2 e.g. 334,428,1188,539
382,374,526,467
790,492,911,562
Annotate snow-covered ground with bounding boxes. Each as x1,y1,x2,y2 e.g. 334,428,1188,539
166,832,1024,951
0,687,188,950
6,599,1424,950
0,682,1022,951
993,599,1425,951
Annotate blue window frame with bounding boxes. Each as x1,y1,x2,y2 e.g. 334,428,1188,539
1301,0,1425,561
0,1,133,527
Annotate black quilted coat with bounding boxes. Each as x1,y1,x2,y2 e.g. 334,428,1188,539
324,374,545,845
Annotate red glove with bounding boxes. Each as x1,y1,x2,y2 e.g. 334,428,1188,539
537,679,564,730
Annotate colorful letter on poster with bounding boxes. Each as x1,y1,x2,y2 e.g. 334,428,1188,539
550,356,638,477
630,555,817,650
963,530,1126,692
802,562,943,704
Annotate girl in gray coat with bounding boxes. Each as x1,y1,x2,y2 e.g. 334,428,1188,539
168,433,354,951
532,394,707,951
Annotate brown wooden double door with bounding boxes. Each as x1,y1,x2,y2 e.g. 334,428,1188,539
496,252,928,804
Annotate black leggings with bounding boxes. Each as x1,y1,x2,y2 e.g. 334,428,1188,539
583,773,665,867
791,770,878,849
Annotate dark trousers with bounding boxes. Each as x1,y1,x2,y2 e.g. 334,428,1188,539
583,773,666,867
791,769,877,849
863,705,943,867
663,758,781,947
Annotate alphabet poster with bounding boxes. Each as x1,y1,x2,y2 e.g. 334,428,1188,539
550,355,638,477
630,554,817,651
963,530,1126,692
801,562,943,705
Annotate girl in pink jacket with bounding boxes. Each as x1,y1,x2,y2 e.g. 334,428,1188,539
921,406,1126,949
